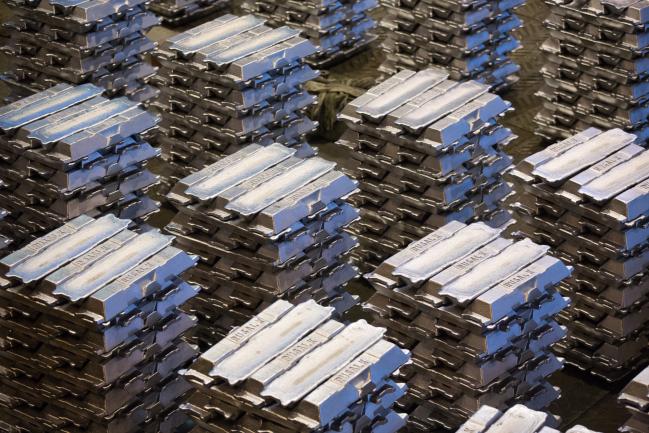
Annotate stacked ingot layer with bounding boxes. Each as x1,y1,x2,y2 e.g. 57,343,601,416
619,366,649,433
182,299,410,433
0,214,200,433
242,0,379,68
536,0,649,142
508,127,649,381
379,0,524,92
0,209,11,253
0,84,161,253
148,0,231,26
1,0,159,103
454,404,602,433
364,221,571,430
165,143,360,349
336,68,514,272
151,14,320,193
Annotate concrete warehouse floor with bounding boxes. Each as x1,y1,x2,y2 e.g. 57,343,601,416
0,1,641,432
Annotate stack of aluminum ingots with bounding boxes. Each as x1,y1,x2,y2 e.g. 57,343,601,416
364,221,571,431
148,0,231,26
336,68,514,272
0,83,161,252
182,299,411,433
452,404,602,433
165,143,360,349
508,127,649,381
1,0,159,103
0,214,200,433
151,14,320,193
619,366,649,433
379,0,524,92
242,0,379,68
536,0,649,142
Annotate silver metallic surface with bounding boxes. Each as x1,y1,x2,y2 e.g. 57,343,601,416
183,301,409,433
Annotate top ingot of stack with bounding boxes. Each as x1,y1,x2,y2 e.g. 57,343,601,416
453,404,602,433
